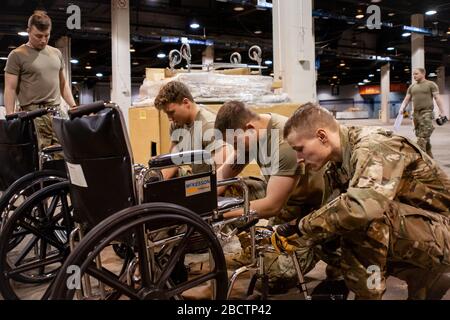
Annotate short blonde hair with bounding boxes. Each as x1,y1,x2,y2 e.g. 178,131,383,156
284,102,338,139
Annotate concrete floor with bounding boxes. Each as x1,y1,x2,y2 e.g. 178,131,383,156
0,119,449,300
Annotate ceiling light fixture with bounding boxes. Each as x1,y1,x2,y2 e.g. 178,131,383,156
387,47,395,51
96,73,103,77
70,59,79,64
89,49,98,54
18,31,28,36
190,22,200,29
234,6,245,12
264,60,273,65
85,65,92,70
388,12,395,17
402,32,411,37
0,56,8,60
254,30,263,35
425,10,437,16
157,53,166,59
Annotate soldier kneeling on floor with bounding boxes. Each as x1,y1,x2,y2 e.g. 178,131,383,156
272,102,450,300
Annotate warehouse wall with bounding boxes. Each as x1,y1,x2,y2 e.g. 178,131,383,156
318,84,406,119
79,82,140,105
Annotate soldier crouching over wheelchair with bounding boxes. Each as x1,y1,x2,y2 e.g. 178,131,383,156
214,100,327,294
272,102,450,300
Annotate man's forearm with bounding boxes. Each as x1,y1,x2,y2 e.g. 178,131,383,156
4,88,16,114
61,83,76,107
434,95,446,116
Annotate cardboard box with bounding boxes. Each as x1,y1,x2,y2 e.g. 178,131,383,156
129,106,161,165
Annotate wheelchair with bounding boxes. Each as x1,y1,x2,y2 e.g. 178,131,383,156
0,108,67,231
0,103,316,300
0,109,68,296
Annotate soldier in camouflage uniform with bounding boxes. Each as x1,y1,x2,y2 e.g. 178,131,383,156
398,68,446,158
273,103,450,299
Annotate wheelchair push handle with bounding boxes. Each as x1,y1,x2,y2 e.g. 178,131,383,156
6,108,49,121
68,101,106,120
149,150,212,169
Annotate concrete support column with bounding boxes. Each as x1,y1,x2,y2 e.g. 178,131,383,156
380,63,390,123
202,46,214,71
273,0,316,103
55,36,71,111
436,66,449,117
111,0,132,128
411,14,425,80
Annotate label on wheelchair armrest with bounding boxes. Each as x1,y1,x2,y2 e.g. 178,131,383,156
185,176,211,197
66,162,88,188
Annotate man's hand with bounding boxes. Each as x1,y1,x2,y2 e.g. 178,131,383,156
271,223,302,254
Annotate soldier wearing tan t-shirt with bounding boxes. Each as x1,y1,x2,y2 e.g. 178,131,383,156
3,11,76,150
154,81,227,179
399,68,446,157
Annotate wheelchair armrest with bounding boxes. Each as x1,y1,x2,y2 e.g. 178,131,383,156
69,101,105,119
149,150,211,169
41,145,63,154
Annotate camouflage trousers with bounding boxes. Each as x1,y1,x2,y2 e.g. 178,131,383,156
223,176,267,201
413,109,435,158
21,104,63,157
293,201,450,299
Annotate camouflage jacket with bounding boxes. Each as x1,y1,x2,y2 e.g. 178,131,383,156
298,125,450,243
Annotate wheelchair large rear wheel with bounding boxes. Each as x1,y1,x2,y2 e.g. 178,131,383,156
0,182,73,299
50,203,228,300
0,170,67,231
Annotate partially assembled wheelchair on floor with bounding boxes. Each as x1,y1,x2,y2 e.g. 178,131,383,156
0,102,314,300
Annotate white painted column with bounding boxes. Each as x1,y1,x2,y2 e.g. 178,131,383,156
436,66,449,117
202,46,214,71
411,14,425,80
111,0,132,128
380,63,390,123
273,0,316,103
55,36,71,111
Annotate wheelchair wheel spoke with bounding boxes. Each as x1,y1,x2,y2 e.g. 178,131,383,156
46,194,61,220
85,265,140,299
6,254,63,278
13,235,39,266
165,272,217,297
38,239,48,275
17,221,66,251
156,226,194,288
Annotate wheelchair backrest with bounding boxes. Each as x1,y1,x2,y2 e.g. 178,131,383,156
53,103,137,228
0,114,39,191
